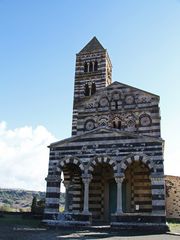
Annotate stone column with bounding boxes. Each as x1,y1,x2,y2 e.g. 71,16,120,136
63,180,70,212
150,175,166,215
87,62,90,72
82,175,91,214
92,61,95,72
115,176,124,214
44,175,62,220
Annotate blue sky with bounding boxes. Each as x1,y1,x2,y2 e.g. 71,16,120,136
0,0,180,191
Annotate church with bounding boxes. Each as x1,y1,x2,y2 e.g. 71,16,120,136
43,37,167,231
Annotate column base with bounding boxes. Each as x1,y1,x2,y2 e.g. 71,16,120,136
110,213,169,233
43,212,92,227
115,210,123,215
82,210,92,215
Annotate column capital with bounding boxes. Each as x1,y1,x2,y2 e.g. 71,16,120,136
45,175,62,182
150,174,164,181
82,174,92,184
63,180,71,189
115,175,124,184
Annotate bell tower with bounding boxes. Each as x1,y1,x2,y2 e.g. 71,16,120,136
72,37,112,136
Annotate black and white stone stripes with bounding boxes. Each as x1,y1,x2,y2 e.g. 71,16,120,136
43,37,167,230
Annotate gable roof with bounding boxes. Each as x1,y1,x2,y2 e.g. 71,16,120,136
79,37,105,53
76,80,159,107
107,81,159,98
49,126,163,147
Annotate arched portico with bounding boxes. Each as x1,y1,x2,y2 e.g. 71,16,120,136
120,154,154,174
45,157,85,218
122,161,152,213
118,154,153,214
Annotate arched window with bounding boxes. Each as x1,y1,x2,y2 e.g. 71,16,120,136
94,61,98,71
84,83,90,96
84,62,88,73
91,82,96,95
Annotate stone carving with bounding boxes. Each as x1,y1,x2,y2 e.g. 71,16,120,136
98,115,109,127
99,97,109,107
85,119,95,131
112,91,121,101
125,95,135,105
85,102,95,109
140,114,152,127
136,94,152,104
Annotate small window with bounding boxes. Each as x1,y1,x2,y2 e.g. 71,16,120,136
84,62,88,73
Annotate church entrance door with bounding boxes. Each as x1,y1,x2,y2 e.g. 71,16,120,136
89,163,114,224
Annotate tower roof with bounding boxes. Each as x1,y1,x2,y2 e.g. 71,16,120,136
79,37,105,53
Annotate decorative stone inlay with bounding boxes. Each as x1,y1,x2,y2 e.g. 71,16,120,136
99,97,109,107
86,101,95,109
85,120,95,131
98,116,109,127
127,119,136,128
140,114,152,127
112,92,121,101
125,95,134,104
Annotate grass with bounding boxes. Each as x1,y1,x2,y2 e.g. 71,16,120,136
0,214,42,228
167,219,180,232
0,214,180,233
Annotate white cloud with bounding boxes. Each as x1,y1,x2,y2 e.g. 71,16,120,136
0,120,178,192
0,121,57,191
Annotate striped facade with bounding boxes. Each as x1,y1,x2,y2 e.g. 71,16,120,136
44,37,167,231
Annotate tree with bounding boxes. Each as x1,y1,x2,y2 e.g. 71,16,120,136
31,196,37,213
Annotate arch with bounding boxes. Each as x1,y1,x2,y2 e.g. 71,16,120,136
59,157,84,213
120,154,154,174
88,156,117,174
56,156,85,174
112,116,121,129
122,160,152,213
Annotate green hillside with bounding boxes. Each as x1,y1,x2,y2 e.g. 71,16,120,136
0,188,65,212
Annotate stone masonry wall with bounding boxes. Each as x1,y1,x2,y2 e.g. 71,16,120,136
165,175,180,219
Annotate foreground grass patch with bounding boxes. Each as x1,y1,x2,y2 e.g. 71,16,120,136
0,214,41,228
168,219,180,232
